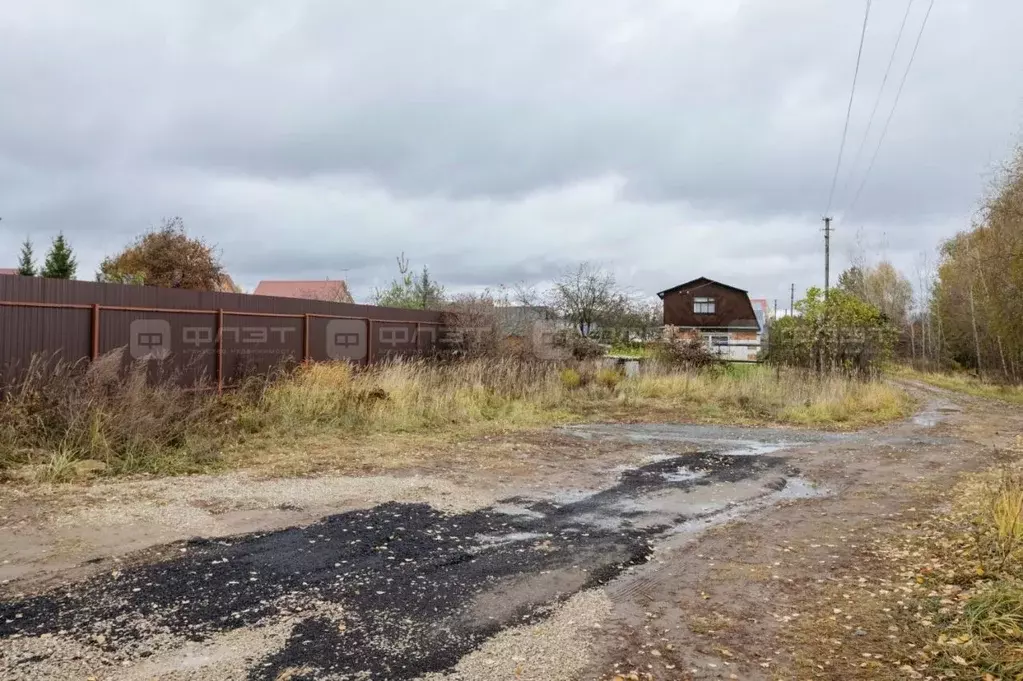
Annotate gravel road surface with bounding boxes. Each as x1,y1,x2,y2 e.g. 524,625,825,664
0,396,979,680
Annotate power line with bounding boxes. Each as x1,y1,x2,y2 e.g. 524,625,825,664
841,0,916,199
843,0,936,222
825,0,874,216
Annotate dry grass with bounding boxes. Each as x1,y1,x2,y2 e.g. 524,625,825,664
621,365,910,427
248,359,571,435
0,353,226,480
1,356,911,481
896,366,1023,405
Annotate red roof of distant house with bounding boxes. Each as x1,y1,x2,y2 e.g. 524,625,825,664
749,298,769,313
0,268,18,275
253,279,353,303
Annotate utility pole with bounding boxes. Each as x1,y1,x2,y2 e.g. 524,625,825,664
822,216,834,295
773,298,778,321
790,283,795,316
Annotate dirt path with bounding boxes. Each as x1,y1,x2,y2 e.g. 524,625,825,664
584,384,1023,681
1,385,1018,680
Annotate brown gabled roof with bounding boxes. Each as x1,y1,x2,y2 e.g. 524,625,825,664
656,276,748,299
0,268,18,276
253,279,353,303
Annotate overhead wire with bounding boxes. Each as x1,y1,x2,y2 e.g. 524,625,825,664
824,0,874,216
840,0,916,202
842,0,937,222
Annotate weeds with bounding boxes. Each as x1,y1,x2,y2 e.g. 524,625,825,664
251,359,568,435
559,367,583,390
622,365,909,426
595,367,623,390
0,352,225,480
1,355,911,482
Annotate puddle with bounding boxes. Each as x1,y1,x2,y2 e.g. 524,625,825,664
912,401,960,427
612,479,769,530
661,466,710,483
664,475,829,542
715,442,792,456
776,476,829,500
475,531,544,547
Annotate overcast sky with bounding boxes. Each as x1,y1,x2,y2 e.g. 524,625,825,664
1,0,1020,305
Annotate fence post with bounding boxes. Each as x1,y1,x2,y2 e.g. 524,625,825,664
415,322,421,353
303,314,310,363
367,318,374,365
216,308,224,393
91,304,100,360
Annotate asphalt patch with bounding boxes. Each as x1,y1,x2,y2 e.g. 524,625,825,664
0,452,790,679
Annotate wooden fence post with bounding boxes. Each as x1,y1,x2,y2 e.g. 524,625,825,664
216,308,224,393
303,313,311,363
90,304,100,360
367,318,374,365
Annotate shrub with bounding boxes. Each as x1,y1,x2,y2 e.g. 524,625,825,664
552,331,605,360
649,338,719,370
438,293,504,358
595,367,623,390
765,287,897,377
559,367,583,390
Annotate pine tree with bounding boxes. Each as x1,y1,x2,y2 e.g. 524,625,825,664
41,232,78,279
16,238,36,276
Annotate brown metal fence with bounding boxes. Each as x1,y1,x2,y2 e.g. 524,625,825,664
0,276,445,388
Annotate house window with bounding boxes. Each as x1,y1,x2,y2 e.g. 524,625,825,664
709,334,729,347
693,297,715,314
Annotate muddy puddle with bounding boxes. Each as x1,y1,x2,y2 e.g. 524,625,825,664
912,399,963,427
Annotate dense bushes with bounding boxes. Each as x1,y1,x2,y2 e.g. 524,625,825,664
648,337,720,370
765,287,897,377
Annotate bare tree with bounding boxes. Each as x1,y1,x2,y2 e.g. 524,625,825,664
546,262,631,337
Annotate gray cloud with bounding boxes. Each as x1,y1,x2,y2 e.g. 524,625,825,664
1,0,1019,306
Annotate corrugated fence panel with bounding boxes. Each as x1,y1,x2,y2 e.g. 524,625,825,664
100,309,221,386
0,304,92,382
220,312,304,381
0,275,445,387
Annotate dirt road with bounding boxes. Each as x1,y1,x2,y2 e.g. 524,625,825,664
1,385,1019,680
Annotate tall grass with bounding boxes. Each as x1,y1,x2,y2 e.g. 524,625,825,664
249,359,570,434
250,361,907,433
621,364,908,425
0,353,224,479
1,355,911,481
